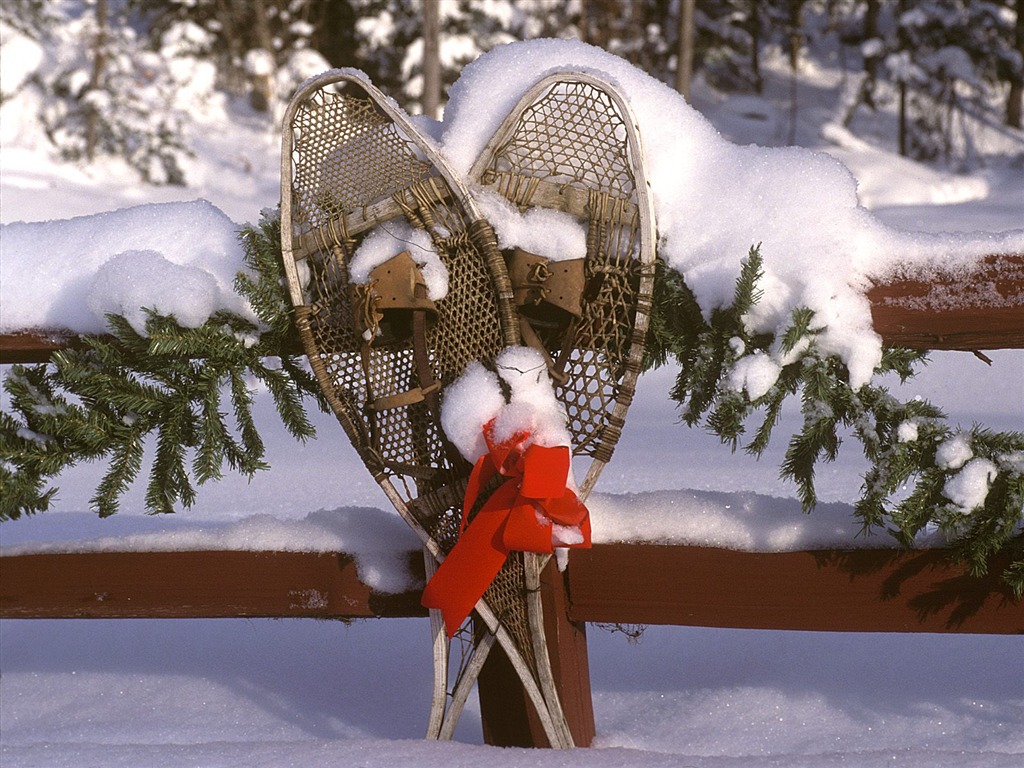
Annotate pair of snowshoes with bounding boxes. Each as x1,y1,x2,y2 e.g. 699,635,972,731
280,69,655,748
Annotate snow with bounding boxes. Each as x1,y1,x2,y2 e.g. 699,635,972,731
0,508,422,594
442,39,1024,389
475,188,590,261
440,361,510,461
489,346,573,450
936,434,974,470
2,35,1023,768
442,347,574,460
0,22,44,98
726,350,783,402
897,420,920,443
350,221,448,300
0,200,253,335
943,458,999,513
588,489,876,551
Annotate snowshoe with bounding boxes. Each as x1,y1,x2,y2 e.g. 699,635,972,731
279,70,575,747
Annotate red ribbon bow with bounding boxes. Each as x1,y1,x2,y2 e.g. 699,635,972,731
421,419,591,637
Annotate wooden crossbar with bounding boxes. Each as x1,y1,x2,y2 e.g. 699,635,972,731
0,550,427,620
866,253,1024,350
3,545,1019,632
566,544,1023,634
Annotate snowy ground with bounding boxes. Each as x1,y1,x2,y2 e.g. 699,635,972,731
2,44,1023,767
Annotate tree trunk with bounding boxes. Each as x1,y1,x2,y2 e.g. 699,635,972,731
675,0,696,100
249,0,276,112
787,0,804,72
786,0,805,144
898,81,907,156
85,0,108,162
861,0,880,109
750,1,763,94
422,0,441,118
1008,0,1023,128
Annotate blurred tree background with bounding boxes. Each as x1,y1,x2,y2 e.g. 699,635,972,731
1,0,1021,183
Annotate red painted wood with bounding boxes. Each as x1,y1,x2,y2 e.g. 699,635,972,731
4,544,1019,631
538,557,595,746
566,544,1022,634
0,331,98,364
0,550,426,620
867,252,1024,350
475,557,595,748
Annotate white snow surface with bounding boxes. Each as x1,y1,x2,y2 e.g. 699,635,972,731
2,36,1023,768
936,433,974,470
349,221,449,300
475,188,590,261
0,508,422,594
442,346,576,464
942,458,998,512
0,200,254,334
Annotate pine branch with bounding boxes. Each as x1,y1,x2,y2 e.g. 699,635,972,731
645,243,1024,595
0,210,324,519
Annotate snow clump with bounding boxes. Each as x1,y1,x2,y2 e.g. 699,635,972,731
441,39,1024,389
943,458,998,512
0,200,253,335
349,220,448,300
441,345,572,462
935,434,973,470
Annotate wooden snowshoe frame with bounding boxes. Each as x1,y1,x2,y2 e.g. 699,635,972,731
466,72,657,746
279,70,575,747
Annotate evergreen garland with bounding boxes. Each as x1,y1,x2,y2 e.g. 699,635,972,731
646,246,1024,596
2,229,1021,596
0,213,325,518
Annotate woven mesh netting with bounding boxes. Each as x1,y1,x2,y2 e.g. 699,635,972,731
477,79,647,465
286,79,535,668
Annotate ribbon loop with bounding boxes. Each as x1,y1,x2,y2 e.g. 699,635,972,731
422,420,591,637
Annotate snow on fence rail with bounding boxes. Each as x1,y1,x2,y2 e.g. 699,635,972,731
2,251,1021,365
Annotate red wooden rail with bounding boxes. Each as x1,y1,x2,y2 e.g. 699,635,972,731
2,543,1021,749
866,253,1024,350
3,545,1017,630
0,550,426,620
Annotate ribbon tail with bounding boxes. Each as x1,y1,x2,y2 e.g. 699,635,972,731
421,487,516,638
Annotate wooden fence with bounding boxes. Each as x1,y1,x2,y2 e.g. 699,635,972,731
1,251,1022,747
